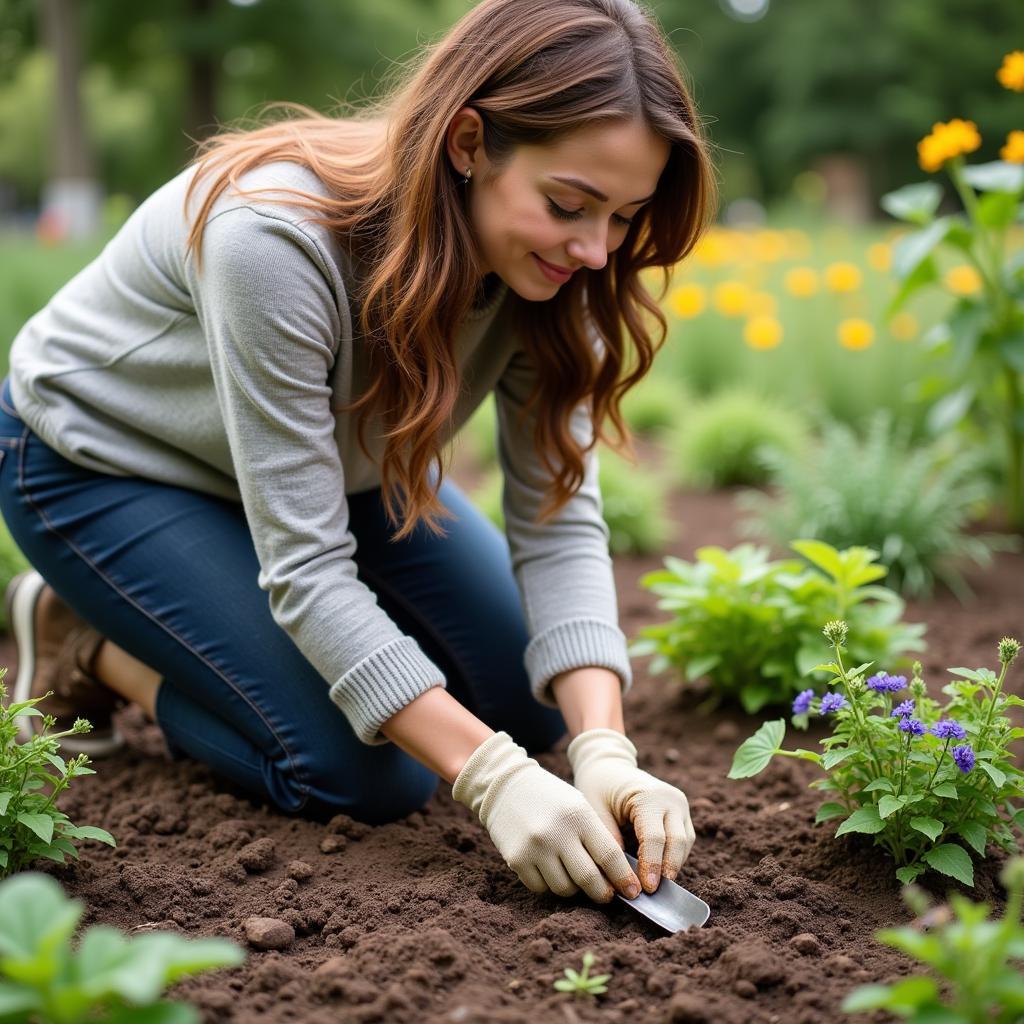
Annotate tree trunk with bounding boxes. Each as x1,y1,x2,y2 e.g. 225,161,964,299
184,0,219,159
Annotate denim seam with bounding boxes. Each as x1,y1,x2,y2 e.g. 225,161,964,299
15,429,311,807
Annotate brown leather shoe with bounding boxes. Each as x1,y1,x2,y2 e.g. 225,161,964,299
4,570,126,756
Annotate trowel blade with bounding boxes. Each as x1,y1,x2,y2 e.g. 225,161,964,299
615,851,710,933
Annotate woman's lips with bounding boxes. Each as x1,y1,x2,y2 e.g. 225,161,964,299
533,253,574,283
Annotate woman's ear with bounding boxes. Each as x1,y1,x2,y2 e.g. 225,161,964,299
445,106,486,178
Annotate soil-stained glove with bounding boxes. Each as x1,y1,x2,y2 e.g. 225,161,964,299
567,727,695,894
452,731,643,903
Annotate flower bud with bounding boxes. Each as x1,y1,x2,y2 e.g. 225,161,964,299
823,620,848,647
998,637,1021,666
910,676,926,700
72,718,92,734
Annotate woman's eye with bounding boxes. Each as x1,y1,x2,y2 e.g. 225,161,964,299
546,198,633,228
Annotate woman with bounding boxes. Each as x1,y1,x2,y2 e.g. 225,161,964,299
0,0,715,906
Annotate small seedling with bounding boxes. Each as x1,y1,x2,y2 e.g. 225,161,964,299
553,951,612,1000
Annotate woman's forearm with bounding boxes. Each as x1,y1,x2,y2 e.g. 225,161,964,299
380,686,494,784
550,666,626,738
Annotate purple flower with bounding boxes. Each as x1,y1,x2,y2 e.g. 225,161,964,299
866,672,907,693
891,700,915,718
898,717,926,735
930,719,966,740
952,744,975,774
819,692,849,715
792,689,815,715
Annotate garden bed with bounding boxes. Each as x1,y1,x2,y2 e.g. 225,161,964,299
1,485,1020,1024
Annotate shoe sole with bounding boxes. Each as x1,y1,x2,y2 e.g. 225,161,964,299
5,569,125,757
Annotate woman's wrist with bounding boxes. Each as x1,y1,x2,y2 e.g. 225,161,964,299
380,686,495,785
550,666,626,739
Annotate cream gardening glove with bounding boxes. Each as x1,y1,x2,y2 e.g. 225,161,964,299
452,731,643,903
567,727,696,894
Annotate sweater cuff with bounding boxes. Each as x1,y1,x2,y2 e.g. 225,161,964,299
525,618,633,709
328,636,446,746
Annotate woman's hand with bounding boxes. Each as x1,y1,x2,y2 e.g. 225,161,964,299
566,727,695,894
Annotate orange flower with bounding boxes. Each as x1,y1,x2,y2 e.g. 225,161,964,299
997,51,1024,91
1001,130,1024,164
917,119,982,173
838,319,875,351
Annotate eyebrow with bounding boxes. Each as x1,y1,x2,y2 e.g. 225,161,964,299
549,175,655,206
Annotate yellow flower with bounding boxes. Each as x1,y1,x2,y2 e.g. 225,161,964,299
694,229,735,267
867,243,891,273
889,312,919,341
944,264,983,296
838,319,875,351
783,267,819,298
712,281,751,317
747,291,778,317
917,119,982,173
751,230,788,263
997,51,1024,91
824,262,863,293
1001,130,1024,164
744,316,783,350
668,283,707,319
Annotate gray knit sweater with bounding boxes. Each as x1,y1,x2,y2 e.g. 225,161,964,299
9,159,632,745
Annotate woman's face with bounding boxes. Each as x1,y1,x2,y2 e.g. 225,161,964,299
446,110,670,300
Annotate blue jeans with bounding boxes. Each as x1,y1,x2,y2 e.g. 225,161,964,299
0,376,566,822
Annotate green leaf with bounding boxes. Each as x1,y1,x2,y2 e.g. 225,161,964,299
878,795,905,819
739,681,775,715
790,539,843,579
60,825,116,847
15,813,54,846
0,985,43,1016
684,653,721,682
836,806,885,837
926,384,975,434
909,816,943,842
922,844,974,886
100,1002,200,1024
814,802,847,824
880,182,943,224
0,874,83,983
862,778,894,794
893,218,953,280
895,864,926,885
728,720,785,779
0,792,12,816
822,748,855,770
961,160,1024,194
977,190,1018,229
978,762,1006,788
840,984,894,1012
933,782,959,799
955,822,987,857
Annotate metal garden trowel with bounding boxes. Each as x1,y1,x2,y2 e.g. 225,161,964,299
615,851,710,933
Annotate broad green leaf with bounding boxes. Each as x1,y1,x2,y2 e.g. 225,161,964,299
840,984,894,1012
822,748,855,770
933,782,959,799
60,825,116,847
926,385,975,434
790,539,843,579
961,160,1024,194
0,985,43,1016
893,218,953,280
878,795,905,819
0,792,12,816
909,816,943,842
836,806,884,837
15,813,53,846
880,181,943,224
728,720,785,779
955,822,987,857
0,874,83,983
978,762,1006,788
977,190,1018,229
814,802,847,824
862,778,894,794
887,253,939,316
922,844,974,886
684,653,720,681
895,864,926,885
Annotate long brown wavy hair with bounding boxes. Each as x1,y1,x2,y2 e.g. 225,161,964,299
183,0,717,540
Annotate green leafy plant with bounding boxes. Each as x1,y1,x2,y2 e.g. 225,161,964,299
740,411,1018,600
671,387,809,489
470,448,671,556
842,856,1024,1021
552,951,611,1000
880,61,1024,528
630,540,926,713
1,671,115,879
730,625,1023,886
0,871,245,1023
620,373,690,436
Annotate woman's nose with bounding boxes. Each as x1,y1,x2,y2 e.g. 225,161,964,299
567,224,609,271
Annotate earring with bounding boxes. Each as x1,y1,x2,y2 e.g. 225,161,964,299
461,167,473,185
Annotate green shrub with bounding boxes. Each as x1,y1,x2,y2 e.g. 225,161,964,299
620,373,690,437
1,671,115,879
843,858,1024,1020
630,540,926,713
739,411,1019,599
0,872,245,1023
671,387,809,489
468,448,671,556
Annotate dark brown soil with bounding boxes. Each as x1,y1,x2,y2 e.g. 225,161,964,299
2,476,1022,1024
